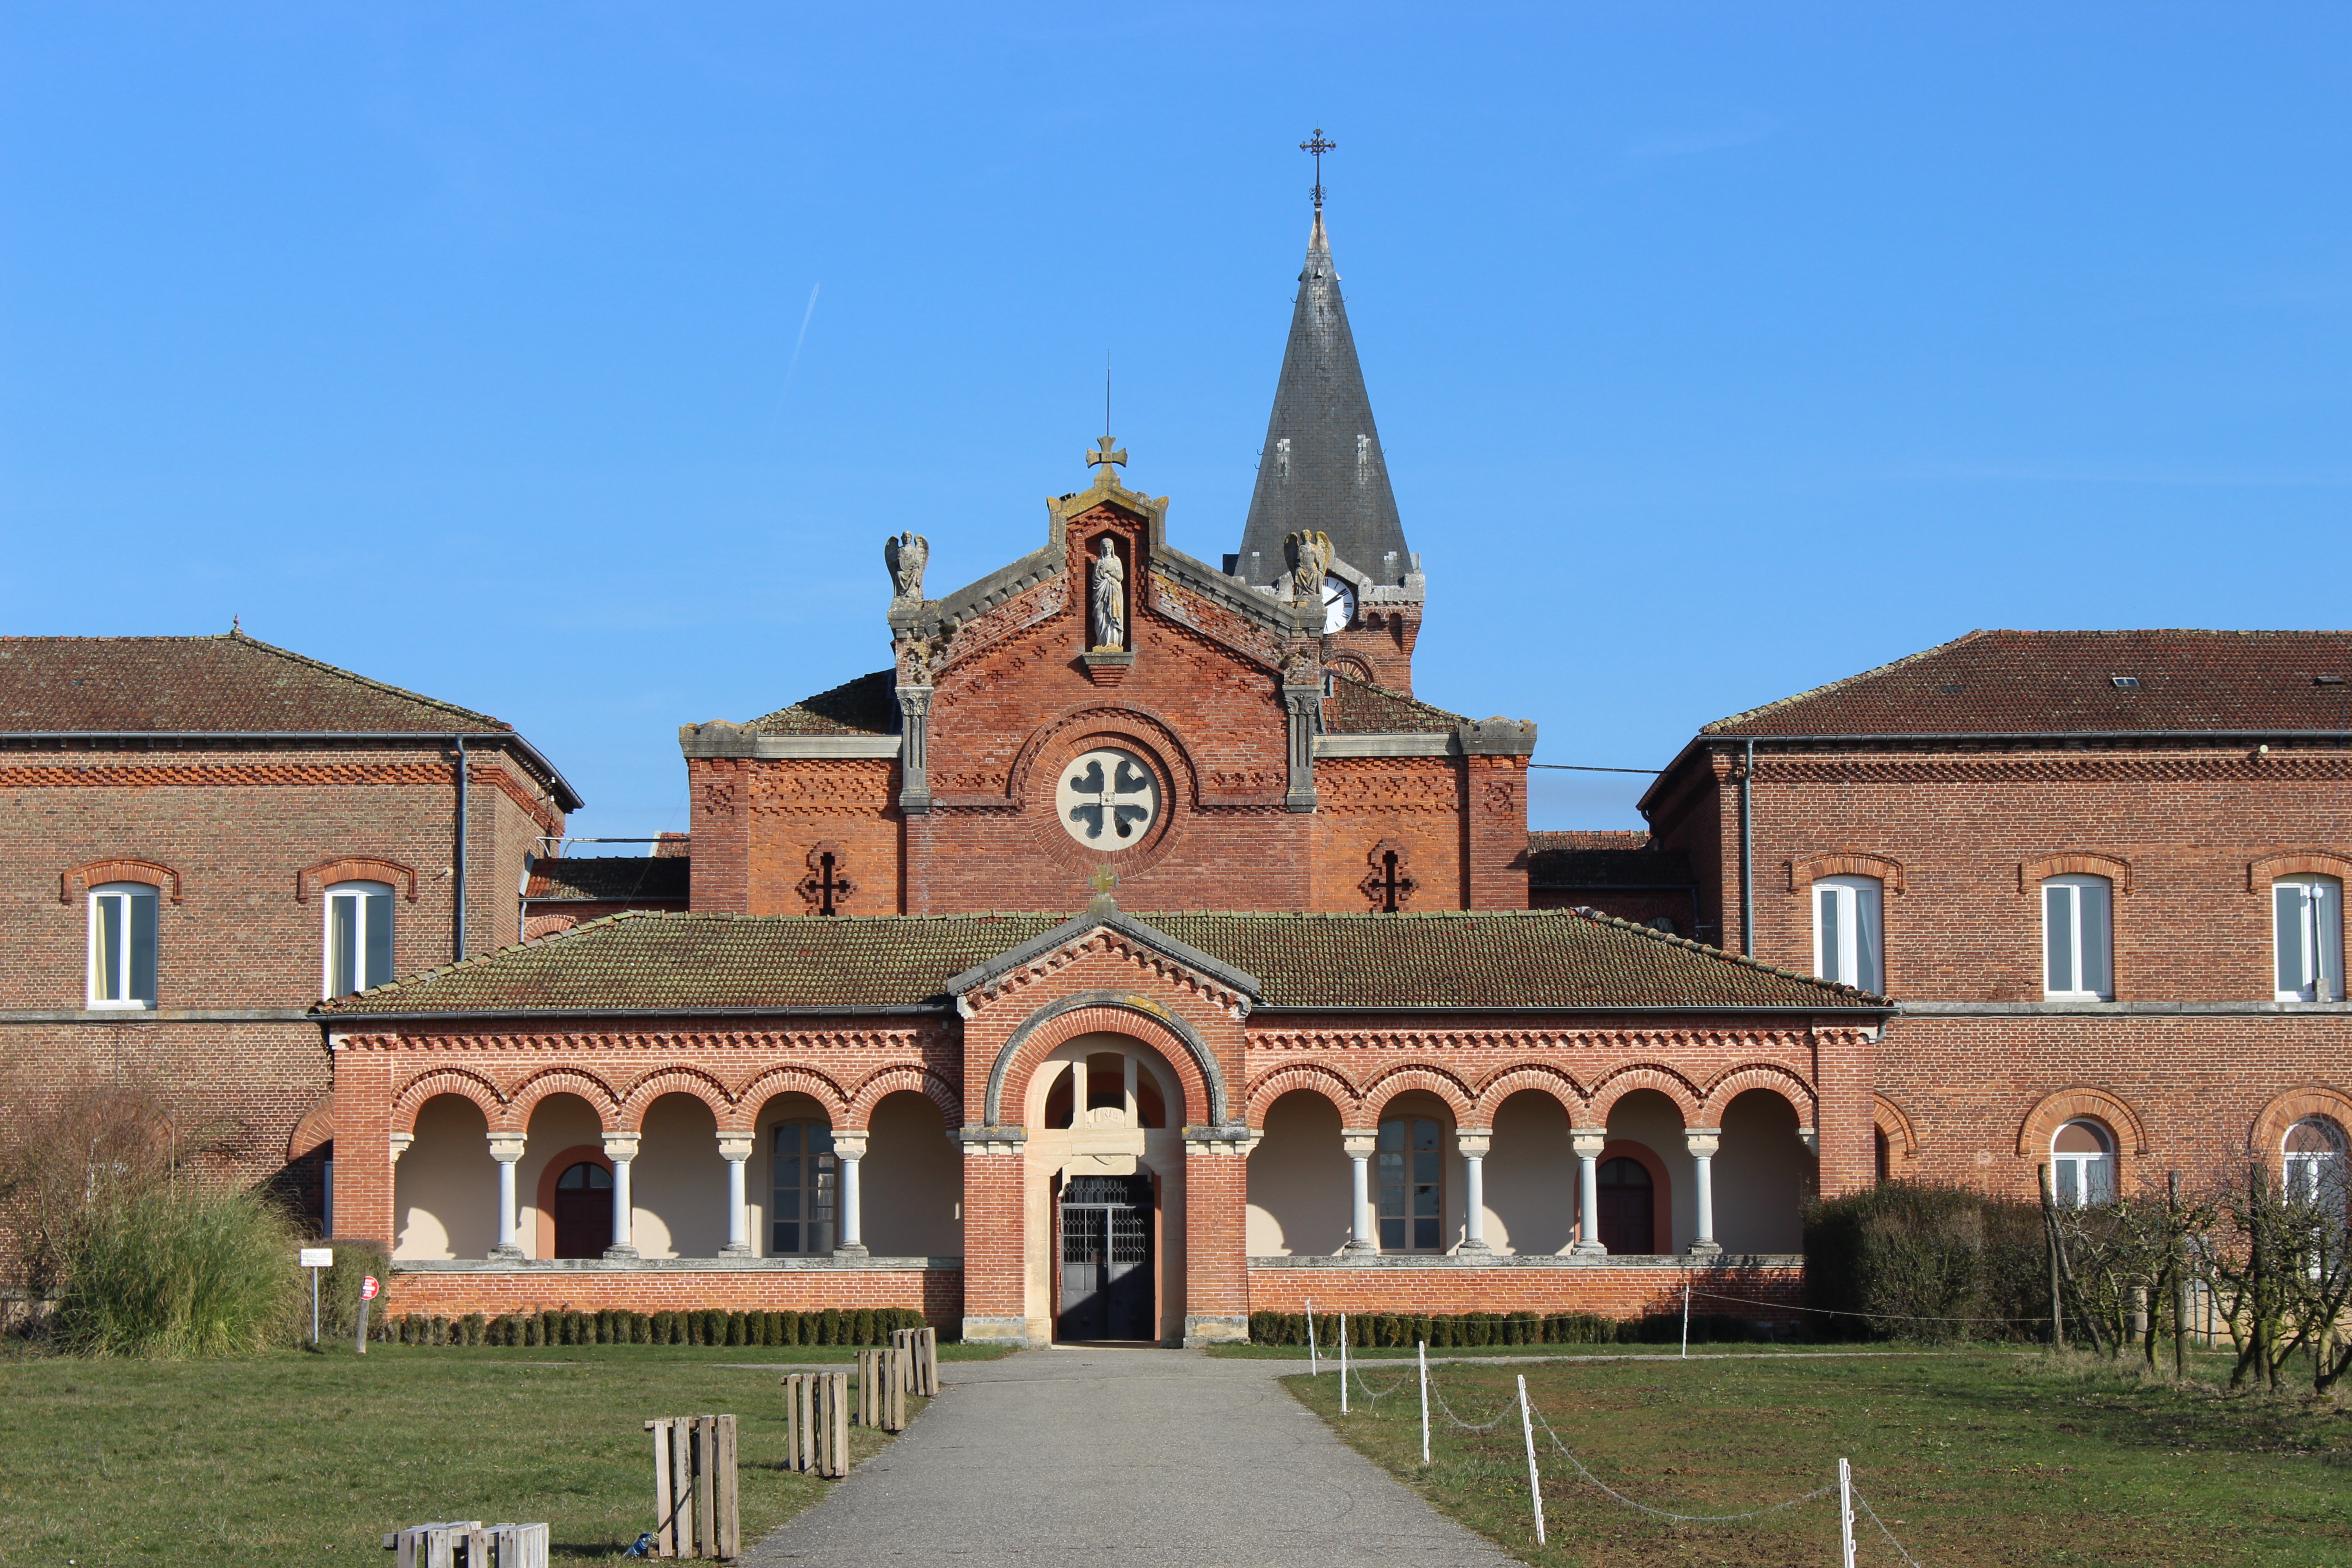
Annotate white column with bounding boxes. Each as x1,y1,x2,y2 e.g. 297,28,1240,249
717,1135,754,1256
1455,1129,1492,1254
1570,1130,1607,1256
1686,1128,1722,1256
1341,1129,1379,1254
487,1134,526,1259
832,1131,869,1257
602,1132,639,1259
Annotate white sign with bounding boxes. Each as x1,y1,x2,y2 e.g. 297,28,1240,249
299,1247,334,1268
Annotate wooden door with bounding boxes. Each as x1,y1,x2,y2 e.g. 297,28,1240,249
1596,1156,1654,1255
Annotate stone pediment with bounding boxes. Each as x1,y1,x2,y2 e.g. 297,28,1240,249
943,895,1263,1012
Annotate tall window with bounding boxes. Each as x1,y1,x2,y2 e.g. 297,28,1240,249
2283,1117,2347,1207
87,882,158,1008
2051,1119,2115,1206
1376,1116,1444,1252
324,881,395,998
1813,875,1883,991
2273,877,2342,1002
2043,875,2113,999
770,1121,836,1255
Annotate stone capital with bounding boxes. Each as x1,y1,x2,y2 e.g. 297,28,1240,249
1797,1127,1820,1154
1569,1132,1607,1160
1683,1129,1722,1159
829,1132,870,1161
600,1133,641,1162
1340,1128,1380,1159
715,1136,755,1163
1453,1128,1493,1158
387,1131,415,1162
485,1135,526,1164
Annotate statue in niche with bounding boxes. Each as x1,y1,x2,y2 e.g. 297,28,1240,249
1090,538,1127,652
1285,529,1333,606
884,532,929,603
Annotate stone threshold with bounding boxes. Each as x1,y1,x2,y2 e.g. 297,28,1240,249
392,1256,960,1274
1247,1253,1801,1270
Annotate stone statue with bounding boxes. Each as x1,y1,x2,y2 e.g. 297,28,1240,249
1090,538,1127,651
1285,529,1332,606
884,532,929,603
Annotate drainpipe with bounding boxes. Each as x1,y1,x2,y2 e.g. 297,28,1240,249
1739,739,1754,958
453,735,469,962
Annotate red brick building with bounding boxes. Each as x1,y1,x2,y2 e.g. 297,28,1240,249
15,210,2338,1346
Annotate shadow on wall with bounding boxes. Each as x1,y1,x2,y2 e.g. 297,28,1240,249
1713,1088,1809,1253
396,1095,496,1260
1483,1090,1575,1254
1246,1090,1351,1255
863,1090,962,1257
634,1093,726,1258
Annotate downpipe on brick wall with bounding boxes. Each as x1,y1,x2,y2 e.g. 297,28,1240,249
1739,738,1754,958
453,734,468,962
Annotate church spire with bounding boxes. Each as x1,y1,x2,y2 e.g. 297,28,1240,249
1232,201,1411,593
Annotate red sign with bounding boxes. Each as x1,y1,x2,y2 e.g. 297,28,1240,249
360,1276,380,1301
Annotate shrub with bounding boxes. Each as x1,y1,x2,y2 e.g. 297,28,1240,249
1805,1181,2048,1341
51,1184,302,1357
318,1240,390,1340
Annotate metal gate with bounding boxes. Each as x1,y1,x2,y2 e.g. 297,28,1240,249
1056,1173,1154,1342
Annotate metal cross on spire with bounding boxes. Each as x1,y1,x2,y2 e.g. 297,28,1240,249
1300,127,1336,211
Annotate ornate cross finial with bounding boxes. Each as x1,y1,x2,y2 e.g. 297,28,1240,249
1300,127,1337,211
1088,864,1118,895
1087,434,1127,474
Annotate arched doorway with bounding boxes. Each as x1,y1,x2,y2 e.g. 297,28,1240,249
552,1161,613,1258
1056,1171,1155,1341
1029,1034,1186,1344
1597,1157,1653,1255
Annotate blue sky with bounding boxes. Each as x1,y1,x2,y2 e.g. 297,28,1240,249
4,4,2346,838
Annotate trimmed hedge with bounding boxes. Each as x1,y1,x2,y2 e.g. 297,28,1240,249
1245,1308,1772,1348
1803,1181,2050,1341
375,1306,941,1347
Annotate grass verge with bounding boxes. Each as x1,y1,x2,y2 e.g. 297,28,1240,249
0,1342,1003,1565
1285,1350,2352,1567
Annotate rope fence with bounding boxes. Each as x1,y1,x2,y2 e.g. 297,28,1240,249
1309,1316,1930,1566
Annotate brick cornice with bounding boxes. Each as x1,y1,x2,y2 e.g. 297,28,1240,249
1751,753,2352,785
2,758,563,834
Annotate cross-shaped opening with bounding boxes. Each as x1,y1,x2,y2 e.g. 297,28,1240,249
812,853,846,916
1377,850,1405,913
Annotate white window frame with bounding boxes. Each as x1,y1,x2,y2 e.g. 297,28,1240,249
2272,876,2343,1003
1812,874,1883,992
2283,1118,2347,1208
2042,874,2114,1000
322,880,397,1000
86,882,159,1009
2051,1119,2116,1207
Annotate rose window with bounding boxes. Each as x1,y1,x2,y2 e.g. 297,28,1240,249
1057,748,1161,847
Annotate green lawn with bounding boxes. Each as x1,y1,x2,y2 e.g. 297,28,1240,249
0,1342,1004,1566
1286,1350,2352,1567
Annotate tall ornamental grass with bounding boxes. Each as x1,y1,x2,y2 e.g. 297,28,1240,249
53,1185,302,1357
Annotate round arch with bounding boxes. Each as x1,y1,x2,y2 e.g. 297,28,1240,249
2015,1086,2150,1159
1700,1063,1818,1126
616,1066,734,1134
1585,1064,1705,1124
2248,1084,2352,1155
1469,1064,1585,1124
727,1065,852,1133
847,1066,961,1130
1361,1065,1476,1124
392,1068,502,1135
506,1068,620,1133
1245,1063,1361,1125
984,990,1230,1128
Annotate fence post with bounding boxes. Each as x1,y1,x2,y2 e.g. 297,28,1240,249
1838,1457,1857,1568
1681,1278,1691,1359
1340,1314,1349,1414
1417,1340,1430,1466
1306,1296,1317,1373
823,1370,851,1478
645,1420,677,1557
1516,1374,1545,1546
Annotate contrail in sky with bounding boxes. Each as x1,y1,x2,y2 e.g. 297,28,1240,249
781,282,821,398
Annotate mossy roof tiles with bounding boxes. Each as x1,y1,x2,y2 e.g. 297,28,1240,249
317,906,1882,1018
1322,673,1465,734
748,670,898,736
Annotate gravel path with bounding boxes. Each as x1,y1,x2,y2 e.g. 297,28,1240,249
740,1347,1517,1567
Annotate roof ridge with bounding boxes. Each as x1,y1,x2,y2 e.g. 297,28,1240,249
1701,629,1986,735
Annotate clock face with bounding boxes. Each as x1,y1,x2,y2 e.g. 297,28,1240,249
1321,574,1356,633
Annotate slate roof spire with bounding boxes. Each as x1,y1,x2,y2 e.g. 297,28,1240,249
1233,209,1412,590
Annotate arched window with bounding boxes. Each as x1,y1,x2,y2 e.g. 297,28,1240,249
1376,1116,1444,1252
552,1161,612,1259
87,882,159,1008
2273,876,2343,1002
324,880,395,998
2051,1119,2116,1206
770,1121,836,1255
1813,875,1883,991
2284,1118,2347,1207
2043,875,2113,1000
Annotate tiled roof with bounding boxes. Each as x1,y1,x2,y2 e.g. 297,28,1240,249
1705,629,2352,737
0,632,508,733
1528,832,1693,889
316,906,1882,1017
1323,673,1465,734
524,856,691,904
748,670,898,736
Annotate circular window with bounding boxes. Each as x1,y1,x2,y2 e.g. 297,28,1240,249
1056,747,1161,848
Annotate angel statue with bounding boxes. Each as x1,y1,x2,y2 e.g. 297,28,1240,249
1090,538,1127,651
884,532,930,604
1285,529,1333,606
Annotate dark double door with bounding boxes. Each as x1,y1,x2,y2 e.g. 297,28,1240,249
1057,1173,1154,1342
